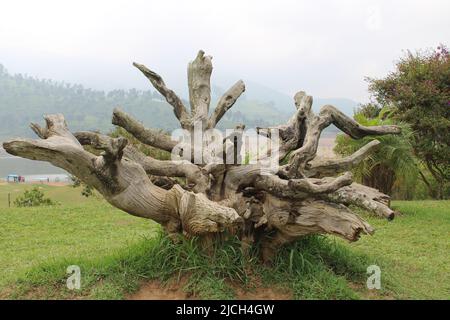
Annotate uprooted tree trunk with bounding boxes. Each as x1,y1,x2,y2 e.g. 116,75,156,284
3,51,401,262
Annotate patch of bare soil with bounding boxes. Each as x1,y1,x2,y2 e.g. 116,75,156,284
348,282,395,300
0,284,85,300
229,272,293,300
128,275,293,300
234,286,292,300
0,285,50,300
127,277,195,300
0,287,13,299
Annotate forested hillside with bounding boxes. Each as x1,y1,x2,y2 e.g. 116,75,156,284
0,64,290,139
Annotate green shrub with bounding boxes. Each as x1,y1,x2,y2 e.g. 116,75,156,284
70,175,95,198
14,187,57,207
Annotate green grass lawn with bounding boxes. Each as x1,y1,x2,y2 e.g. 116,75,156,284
343,200,450,299
0,183,92,208
0,183,156,288
0,183,448,299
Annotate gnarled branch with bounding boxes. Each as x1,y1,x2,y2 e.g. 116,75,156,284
284,96,401,178
306,140,381,177
188,50,213,123
4,115,242,238
112,108,177,152
208,80,245,129
254,172,353,200
75,131,210,193
324,182,395,220
133,62,191,128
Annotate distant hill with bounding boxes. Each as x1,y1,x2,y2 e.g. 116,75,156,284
1,64,358,175
0,64,290,140
0,64,358,141
240,80,361,116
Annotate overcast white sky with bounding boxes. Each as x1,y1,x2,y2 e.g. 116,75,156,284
0,0,449,102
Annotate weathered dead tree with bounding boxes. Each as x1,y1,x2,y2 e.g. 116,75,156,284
3,51,401,262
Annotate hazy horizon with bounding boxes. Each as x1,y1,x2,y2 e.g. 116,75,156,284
1,0,449,103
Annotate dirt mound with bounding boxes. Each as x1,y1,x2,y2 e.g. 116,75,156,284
234,287,292,300
127,277,292,300
128,277,193,300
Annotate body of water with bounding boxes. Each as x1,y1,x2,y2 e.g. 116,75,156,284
0,148,69,182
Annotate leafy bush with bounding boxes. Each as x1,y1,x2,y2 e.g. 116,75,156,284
367,45,450,199
14,187,57,207
70,176,95,198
